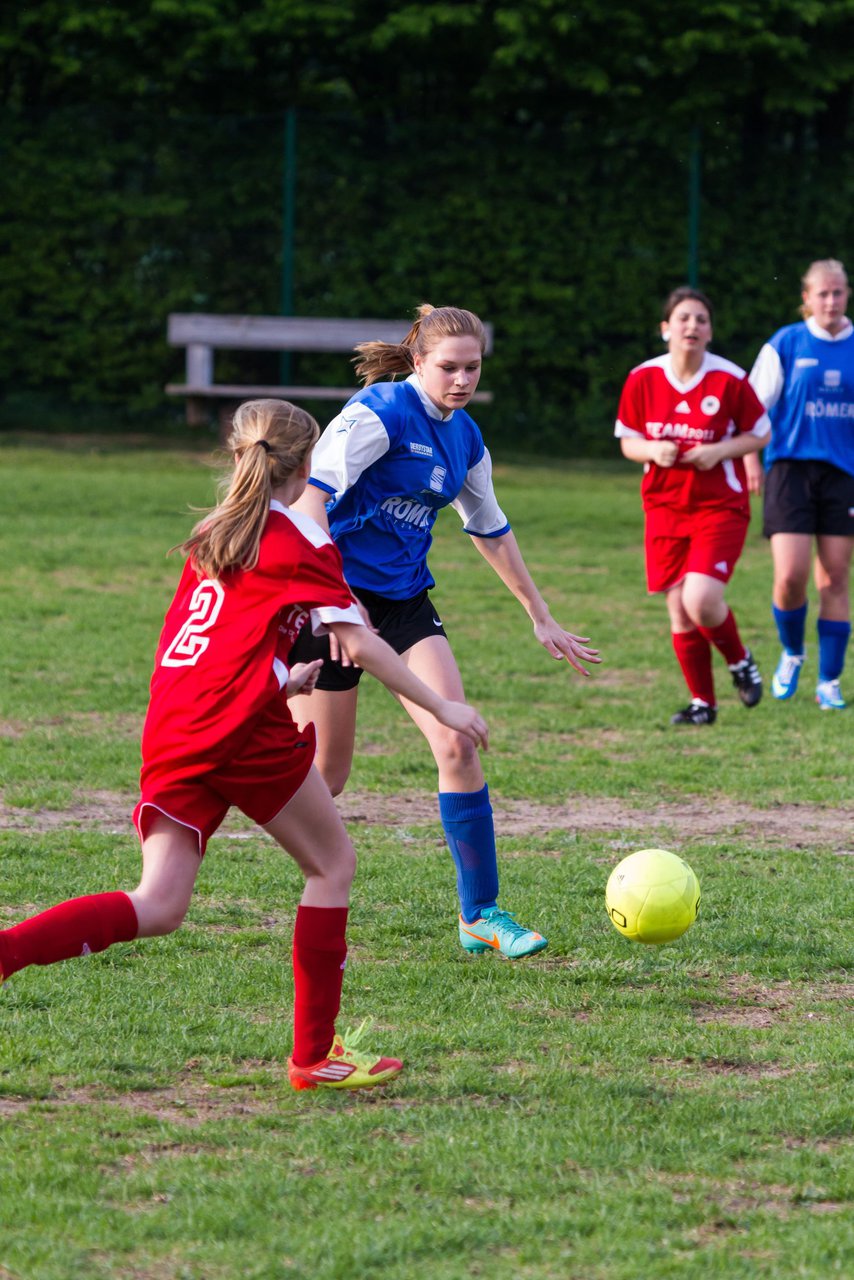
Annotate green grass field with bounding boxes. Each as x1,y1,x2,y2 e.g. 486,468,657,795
0,437,851,1280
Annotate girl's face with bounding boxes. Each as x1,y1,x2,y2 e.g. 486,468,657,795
413,335,482,414
803,271,849,335
661,299,712,358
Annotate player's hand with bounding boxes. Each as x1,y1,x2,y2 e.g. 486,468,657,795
744,452,765,494
437,700,489,751
329,596,377,666
681,442,724,471
285,659,324,698
534,617,602,676
651,441,680,467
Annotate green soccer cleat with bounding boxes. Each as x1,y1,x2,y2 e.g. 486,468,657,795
459,907,548,959
288,1019,403,1091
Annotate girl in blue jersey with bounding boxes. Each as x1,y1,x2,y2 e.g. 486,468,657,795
290,304,600,958
748,259,854,710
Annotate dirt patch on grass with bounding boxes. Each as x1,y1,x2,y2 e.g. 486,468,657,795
654,1169,846,1223
691,975,854,1027
0,1060,295,1124
1,787,851,853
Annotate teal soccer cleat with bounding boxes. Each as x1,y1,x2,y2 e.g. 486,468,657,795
771,650,804,700
459,907,548,959
815,679,846,710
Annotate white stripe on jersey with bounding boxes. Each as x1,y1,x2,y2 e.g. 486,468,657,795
749,343,785,411
450,446,508,535
310,601,365,636
632,352,752,394
310,401,391,498
269,500,336,549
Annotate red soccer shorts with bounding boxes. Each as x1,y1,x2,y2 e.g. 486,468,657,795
644,505,749,594
134,700,317,857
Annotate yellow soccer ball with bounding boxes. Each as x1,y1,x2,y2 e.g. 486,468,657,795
606,848,700,945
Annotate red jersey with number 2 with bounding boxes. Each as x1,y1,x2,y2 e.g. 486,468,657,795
615,353,768,516
141,500,361,787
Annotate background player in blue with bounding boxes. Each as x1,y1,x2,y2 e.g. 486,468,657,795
747,259,854,710
290,304,600,958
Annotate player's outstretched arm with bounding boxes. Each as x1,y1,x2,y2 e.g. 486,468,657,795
329,621,489,749
291,483,332,533
471,530,601,676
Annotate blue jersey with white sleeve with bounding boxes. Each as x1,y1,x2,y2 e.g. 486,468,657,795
749,317,854,477
307,374,510,598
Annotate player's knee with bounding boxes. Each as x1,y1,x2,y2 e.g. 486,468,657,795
434,727,479,772
304,842,356,893
775,566,809,601
818,567,849,598
131,893,189,938
315,755,351,797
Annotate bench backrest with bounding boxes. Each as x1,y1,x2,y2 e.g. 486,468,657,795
168,313,494,354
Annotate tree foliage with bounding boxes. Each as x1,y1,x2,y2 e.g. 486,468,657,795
1,1,853,449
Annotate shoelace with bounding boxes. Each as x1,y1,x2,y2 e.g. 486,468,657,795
818,679,842,699
337,1017,375,1063
778,654,803,681
483,909,529,939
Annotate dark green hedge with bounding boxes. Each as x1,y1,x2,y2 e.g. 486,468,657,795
2,2,852,453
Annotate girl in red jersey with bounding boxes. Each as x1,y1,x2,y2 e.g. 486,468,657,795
615,287,771,724
0,399,487,1091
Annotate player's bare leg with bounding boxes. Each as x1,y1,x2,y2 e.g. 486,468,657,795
394,634,483,793
771,532,813,611
396,634,547,959
130,811,203,937
290,686,359,797
262,766,355,906
814,534,853,620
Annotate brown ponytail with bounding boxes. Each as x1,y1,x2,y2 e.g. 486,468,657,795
353,303,487,385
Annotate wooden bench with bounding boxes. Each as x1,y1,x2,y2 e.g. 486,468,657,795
165,313,494,428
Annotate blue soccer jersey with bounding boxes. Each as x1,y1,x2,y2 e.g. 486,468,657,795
307,374,510,598
749,317,854,477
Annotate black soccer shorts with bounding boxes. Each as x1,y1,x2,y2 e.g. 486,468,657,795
763,459,854,538
288,587,447,691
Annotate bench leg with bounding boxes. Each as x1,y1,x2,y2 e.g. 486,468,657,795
186,396,211,427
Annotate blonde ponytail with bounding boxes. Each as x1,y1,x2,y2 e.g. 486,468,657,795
180,399,319,579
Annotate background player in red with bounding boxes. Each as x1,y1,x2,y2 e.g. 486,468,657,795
615,286,770,724
0,399,488,1091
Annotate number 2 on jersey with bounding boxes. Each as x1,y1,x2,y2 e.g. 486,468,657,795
161,579,225,667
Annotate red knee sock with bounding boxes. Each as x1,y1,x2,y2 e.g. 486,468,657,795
291,905,348,1067
671,629,715,705
0,892,138,981
698,609,747,667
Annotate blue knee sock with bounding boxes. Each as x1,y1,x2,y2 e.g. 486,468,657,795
773,602,807,655
817,618,850,681
438,785,499,924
